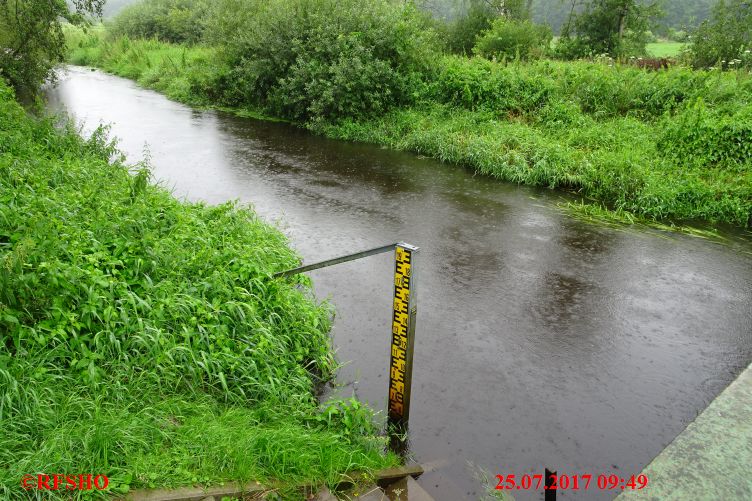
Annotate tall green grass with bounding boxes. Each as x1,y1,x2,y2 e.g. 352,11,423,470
66,26,224,106
320,103,751,225
0,79,395,499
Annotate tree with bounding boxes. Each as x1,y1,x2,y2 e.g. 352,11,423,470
444,1,495,53
657,0,713,34
688,0,751,68
0,0,104,94
478,0,530,19
474,16,552,60
413,0,530,20
441,0,531,54
559,0,661,57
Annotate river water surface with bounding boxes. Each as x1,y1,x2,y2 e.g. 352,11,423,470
46,67,752,500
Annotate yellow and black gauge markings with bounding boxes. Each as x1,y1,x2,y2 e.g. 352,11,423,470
388,244,417,424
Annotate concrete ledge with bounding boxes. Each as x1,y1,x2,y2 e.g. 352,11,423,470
124,482,266,501
375,465,424,482
123,465,424,501
617,363,752,500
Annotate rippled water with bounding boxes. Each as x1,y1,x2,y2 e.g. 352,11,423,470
46,67,752,500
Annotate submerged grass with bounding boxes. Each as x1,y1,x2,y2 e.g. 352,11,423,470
65,27,752,230
0,79,396,498
559,200,745,247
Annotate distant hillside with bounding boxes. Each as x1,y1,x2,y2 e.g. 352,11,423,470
533,0,715,34
102,0,140,18
99,0,716,31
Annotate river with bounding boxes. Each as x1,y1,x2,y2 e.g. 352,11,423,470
45,67,752,500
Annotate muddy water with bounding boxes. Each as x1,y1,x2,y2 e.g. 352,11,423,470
46,67,752,500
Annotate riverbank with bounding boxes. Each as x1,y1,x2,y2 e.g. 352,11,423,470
0,79,395,499
65,27,752,230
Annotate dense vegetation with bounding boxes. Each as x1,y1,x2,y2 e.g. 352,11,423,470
688,0,752,69
206,0,436,122
110,0,208,44
65,0,752,228
0,79,395,498
555,0,663,59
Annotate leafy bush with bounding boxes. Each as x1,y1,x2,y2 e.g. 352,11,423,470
109,0,209,44
473,18,552,61
425,55,751,121
688,0,751,69
667,28,689,42
207,0,438,122
659,100,752,168
551,35,596,60
428,56,554,114
443,3,494,55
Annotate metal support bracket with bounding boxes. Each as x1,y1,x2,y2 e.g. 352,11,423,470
274,242,420,448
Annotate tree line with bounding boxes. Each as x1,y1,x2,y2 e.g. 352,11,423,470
0,0,750,96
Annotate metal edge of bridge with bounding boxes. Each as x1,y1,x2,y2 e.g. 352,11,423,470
616,361,752,500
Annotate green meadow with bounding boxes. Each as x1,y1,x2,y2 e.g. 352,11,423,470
647,41,686,58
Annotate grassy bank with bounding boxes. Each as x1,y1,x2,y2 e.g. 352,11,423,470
0,79,395,499
66,28,752,229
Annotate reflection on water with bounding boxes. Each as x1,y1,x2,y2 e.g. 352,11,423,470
46,67,752,500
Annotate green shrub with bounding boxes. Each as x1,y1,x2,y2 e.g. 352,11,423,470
426,56,752,121
443,4,494,55
533,100,589,129
668,28,689,42
428,56,554,114
551,35,596,60
473,18,552,61
207,0,438,122
688,0,751,69
659,100,752,168
109,0,209,44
